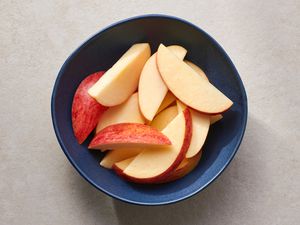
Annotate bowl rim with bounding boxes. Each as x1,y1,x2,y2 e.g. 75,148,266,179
51,14,248,206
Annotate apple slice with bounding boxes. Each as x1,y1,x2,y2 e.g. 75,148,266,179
185,60,209,81
156,92,176,114
72,71,107,144
114,151,202,183
185,61,223,122
95,93,145,133
159,151,202,183
211,114,223,124
150,105,178,131
120,109,192,183
167,45,187,59
157,44,233,114
100,148,142,169
139,45,186,121
89,123,171,150
88,43,151,106
177,100,210,158
114,157,136,173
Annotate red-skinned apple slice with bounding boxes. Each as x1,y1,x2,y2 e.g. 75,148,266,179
113,150,202,183
157,44,233,114
89,123,171,150
177,100,210,158
100,148,142,169
157,151,202,183
72,71,107,144
139,45,187,121
117,109,192,183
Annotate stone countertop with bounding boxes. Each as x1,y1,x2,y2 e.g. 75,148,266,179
1,1,299,224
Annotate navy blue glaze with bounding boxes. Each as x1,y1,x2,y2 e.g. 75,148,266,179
51,14,248,206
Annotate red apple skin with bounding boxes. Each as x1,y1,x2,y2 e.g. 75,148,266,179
88,123,172,150
158,151,202,183
72,71,107,144
113,109,193,184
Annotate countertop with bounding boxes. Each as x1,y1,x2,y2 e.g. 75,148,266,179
1,1,299,224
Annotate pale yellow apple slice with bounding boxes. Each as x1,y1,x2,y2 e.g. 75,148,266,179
100,148,142,169
210,114,223,124
157,44,233,114
177,100,210,158
88,43,151,106
185,60,209,81
150,105,178,131
121,109,192,183
96,93,145,133
114,151,202,183
114,157,136,171
185,61,223,122
138,45,187,121
156,92,176,114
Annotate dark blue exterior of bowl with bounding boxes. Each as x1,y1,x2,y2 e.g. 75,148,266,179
51,14,247,205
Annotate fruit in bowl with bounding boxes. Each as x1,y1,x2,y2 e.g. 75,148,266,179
71,43,232,184
52,15,247,205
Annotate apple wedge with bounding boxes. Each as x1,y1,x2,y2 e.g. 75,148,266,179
72,71,107,144
89,123,171,150
185,60,209,81
119,109,192,183
88,43,151,106
139,45,186,121
157,44,233,114
114,157,136,173
95,93,145,133
211,114,223,124
100,148,142,169
177,100,210,158
159,151,202,183
185,61,223,123
150,105,178,131
114,151,202,183
156,92,176,114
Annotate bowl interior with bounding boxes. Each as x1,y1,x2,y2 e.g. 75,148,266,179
52,15,247,205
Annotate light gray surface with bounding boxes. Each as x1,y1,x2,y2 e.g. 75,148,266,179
1,0,299,224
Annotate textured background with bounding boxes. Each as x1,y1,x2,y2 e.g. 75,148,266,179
1,1,299,224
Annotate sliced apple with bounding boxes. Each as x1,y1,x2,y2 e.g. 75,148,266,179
100,148,142,169
157,44,233,114
176,100,210,158
185,60,209,81
120,109,192,183
114,157,136,173
156,92,176,114
167,45,187,59
211,114,223,124
95,93,145,133
150,105,178,131
72,71,107,144
185,61,223,122
88,43,151,106
159,151,202,183
89,123,171,150
139,45,186,121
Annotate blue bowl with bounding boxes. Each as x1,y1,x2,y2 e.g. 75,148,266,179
51,14,247,205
